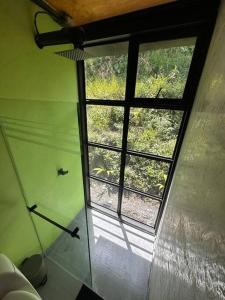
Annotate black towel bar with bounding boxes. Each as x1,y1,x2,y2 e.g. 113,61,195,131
27,204,80,239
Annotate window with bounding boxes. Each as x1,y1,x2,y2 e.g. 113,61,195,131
90,179,119,211
89,146,121,183
78,33,199,233
124,155,170,197
135,38,196,99
127,108,183,157
85,42,128,100
87,105,124,147
122,191,160,227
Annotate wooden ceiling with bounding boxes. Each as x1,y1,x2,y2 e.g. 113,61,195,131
45,0,176,26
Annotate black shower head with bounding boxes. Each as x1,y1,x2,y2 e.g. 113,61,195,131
55,48,93,61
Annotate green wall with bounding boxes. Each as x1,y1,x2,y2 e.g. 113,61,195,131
0,129,41,265
0,0,84,265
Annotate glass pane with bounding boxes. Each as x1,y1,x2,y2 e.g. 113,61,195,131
5,109,92,286
85,42,128,100
124,155,170,197
122,190,160,227
90,179,118,211
89,146,121,183
135,37,196,99
128,108,183,157
87,105,124,147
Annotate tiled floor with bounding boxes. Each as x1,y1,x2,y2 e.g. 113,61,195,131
37,208,154,300
88,209,154,300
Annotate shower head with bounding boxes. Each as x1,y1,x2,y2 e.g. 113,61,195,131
55,48,93,61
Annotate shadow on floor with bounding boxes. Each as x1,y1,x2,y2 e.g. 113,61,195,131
38,208,154,300
88,209,154,300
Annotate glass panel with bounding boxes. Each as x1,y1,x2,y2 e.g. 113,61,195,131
85,42,128,100
128,108,183,157
124,155,170,197
89,146,121,183
5,107,92,287
122,190,160,227
135,37,196,99
0,130,43,262
90,179,118,211
87,105,124,147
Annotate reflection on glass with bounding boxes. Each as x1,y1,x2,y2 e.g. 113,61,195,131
128,108,183,157
135,37,196,99
90,179,118,211
89,146,121,183
43,208,91,285
122,190,160,227
87,106,124,147
85,42,128,100
124,155,170,197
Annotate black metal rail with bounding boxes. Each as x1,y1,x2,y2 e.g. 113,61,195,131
27,205,80,239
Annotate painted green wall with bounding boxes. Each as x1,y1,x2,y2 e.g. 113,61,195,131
0,129,41,265
0,0,84,264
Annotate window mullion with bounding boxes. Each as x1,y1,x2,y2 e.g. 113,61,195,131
117,40,139,216
126,149,173,163
88,142,122,153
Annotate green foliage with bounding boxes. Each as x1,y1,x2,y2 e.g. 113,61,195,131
125,156,169,196
89,147,120,183
86,77,125,100
85,44,194,197
87,106,123,147
128,108,182,157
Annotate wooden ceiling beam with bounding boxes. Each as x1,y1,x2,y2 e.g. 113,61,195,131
45,0,176,26
34,0,220,48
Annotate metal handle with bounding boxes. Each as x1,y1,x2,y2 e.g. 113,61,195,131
57,168,69,176
27,205,80,239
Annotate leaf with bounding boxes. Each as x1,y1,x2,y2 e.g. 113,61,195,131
93,167,105,174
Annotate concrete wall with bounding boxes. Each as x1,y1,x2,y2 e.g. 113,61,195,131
0,0,84,265
149,1,225,299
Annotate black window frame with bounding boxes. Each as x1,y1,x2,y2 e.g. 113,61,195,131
77,3,218,235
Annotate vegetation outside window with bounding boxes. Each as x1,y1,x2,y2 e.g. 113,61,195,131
127,108,183,157
80,35,198,233
87,105,124,147
124,155,170,197
89,146,121,183
85,42,128,100
135,38,196,99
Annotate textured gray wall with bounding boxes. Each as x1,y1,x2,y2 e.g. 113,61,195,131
149,2,225,300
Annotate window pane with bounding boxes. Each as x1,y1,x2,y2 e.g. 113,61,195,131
135,37,196,99
87,106,124,147
124,155,170,197
89,146,121,183
122,190,160,227
128,108,183,157
90,179,118,211
85,42,128,100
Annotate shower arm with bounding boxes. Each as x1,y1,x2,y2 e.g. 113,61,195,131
35,27,85,49
27,204,80,239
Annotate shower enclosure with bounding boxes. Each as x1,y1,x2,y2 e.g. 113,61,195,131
0,95,92,288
